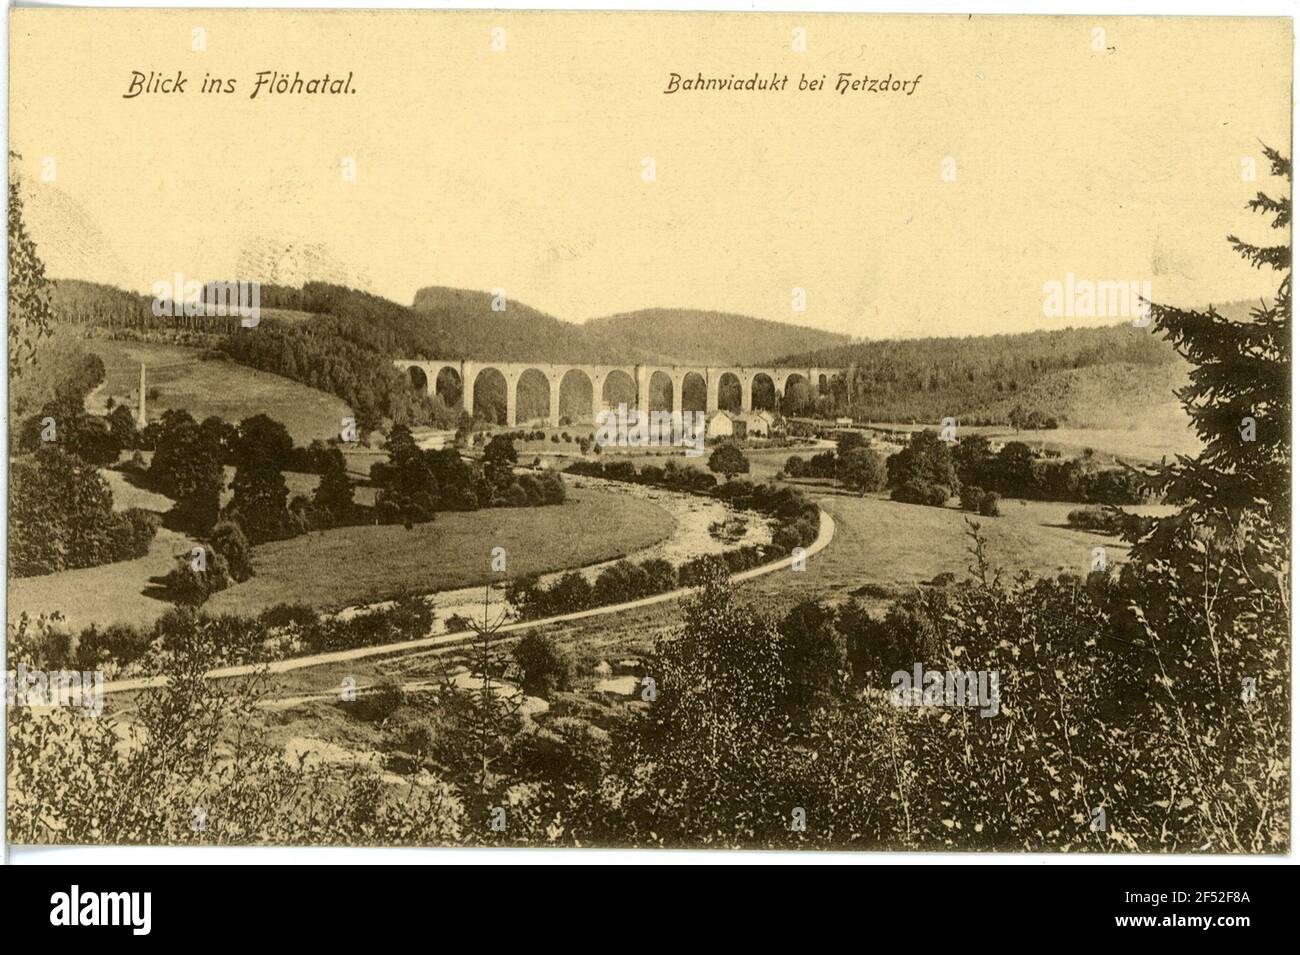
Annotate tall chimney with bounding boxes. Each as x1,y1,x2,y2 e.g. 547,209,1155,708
137,363,147,428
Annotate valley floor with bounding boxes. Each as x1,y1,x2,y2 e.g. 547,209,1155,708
7,480,674,631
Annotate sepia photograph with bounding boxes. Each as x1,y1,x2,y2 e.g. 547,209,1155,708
2,4,1293,874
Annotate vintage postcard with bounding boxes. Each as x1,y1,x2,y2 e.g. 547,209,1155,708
4,9,1292,856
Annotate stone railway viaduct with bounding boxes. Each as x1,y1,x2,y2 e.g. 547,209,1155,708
394,359,846,428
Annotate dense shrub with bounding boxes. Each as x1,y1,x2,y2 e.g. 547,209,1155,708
258,602,319,629
301,593,434,653
708,443,750,476
511,633,573,698
771,516,819,553
886,430,959,497
9,447,161,577
210,520,254,582
543,572,595,616
890,481,950,507
163,549,234,606
959,485,1001,517
537,469,567,504
776,600,847,716
75,621,156,670
110,508,162,560
597,560,663,604
16,397,122,466
358,678,407,723
836,446,887,493
1066,504,1154,538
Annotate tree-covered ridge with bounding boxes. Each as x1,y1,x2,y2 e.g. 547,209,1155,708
410,285,619,362
50,279,850,367
777,323,1184,424
581,307,851,366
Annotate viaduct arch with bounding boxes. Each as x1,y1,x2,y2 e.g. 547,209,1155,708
394,359,846,428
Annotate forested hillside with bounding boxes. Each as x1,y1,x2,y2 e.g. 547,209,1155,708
582,308,850,365
49,280,455,433
411,286,619,362
53,277,1237,430
46,279,855,430
779,323,1184,425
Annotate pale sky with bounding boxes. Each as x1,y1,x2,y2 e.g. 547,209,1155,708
9,10,1292,339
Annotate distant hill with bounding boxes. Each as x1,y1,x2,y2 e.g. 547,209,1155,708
54,277,1246,433
581,308,851,366
49,277,849,367
776,323,1185,427
410,286,620,362
409,292,849,366
975,361,1189,430
50,279,850,431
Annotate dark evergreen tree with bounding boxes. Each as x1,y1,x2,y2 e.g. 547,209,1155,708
150,419,224,532
1141,145,1290,526
233,413,294,470
312,447,355,526
107,404,139,450
228,462,292,544
482,434,518,498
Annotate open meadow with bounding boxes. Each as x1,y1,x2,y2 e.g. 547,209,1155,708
9,471,673,631
80,337,352,444
203,485,673,617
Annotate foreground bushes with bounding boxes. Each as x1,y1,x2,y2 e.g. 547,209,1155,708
10,521,1286,851
7,625,466,846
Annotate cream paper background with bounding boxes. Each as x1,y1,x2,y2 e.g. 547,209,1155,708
8,10,1292,338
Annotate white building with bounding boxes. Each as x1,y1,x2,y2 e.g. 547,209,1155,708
739,410,775,437
705,410,737,439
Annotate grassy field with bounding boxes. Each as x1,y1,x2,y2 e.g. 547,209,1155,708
238,487,1165,713
867,403,1198,465
741,494,1139,610
11,469,671,632
80,338,352,444
7,526,192,634
204,486,674,617
7,469,189,632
